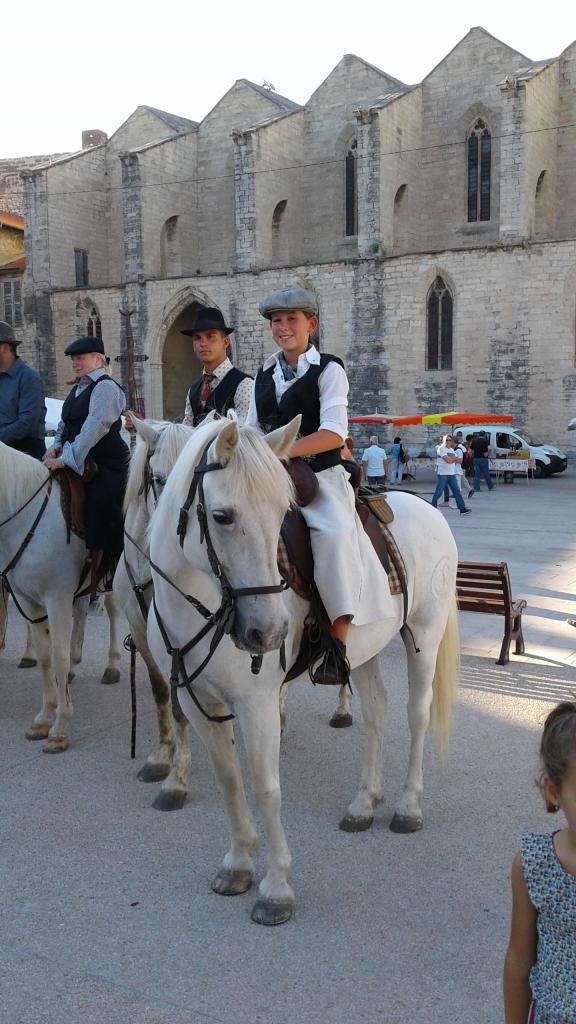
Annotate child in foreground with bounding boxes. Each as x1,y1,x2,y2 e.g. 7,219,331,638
503,701,576,1023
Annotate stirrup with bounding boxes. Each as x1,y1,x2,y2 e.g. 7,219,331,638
310,637,351,687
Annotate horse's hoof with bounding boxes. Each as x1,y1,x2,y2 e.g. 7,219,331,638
42,735,70,754
18,657,37,669
137,762,171,783
211,869,253,896
25,722,51,741
389,813,423,833
251,898,293,926
329,712,353,729
152,789,187,812
339,813,374,832
67,671,75,685
101,668,120,685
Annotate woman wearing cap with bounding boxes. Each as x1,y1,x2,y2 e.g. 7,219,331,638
245,287,394,687
44,336,129,573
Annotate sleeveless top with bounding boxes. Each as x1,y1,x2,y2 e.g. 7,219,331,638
521,831,576,1023
60,376,127,466
254,352,344,471
187,367,251,427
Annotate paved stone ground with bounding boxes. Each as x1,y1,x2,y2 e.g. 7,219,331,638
1,470,575,1024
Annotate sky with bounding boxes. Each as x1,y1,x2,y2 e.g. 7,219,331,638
2,0,574,158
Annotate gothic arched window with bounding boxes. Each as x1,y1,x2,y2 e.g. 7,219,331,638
427,277,453,370
467,119,491,222
345,139,358,236
86,306,102,341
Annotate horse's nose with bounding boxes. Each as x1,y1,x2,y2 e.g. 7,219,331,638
245,627,265,650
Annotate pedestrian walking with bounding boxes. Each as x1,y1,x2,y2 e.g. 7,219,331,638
470,430,494,494
431,435,471,514
0,320,46,458
388,436,404,484
361,435,388,486
503,701,576,1023
441,438,473,504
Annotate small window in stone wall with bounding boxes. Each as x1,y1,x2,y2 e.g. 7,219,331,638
427,277,453,370
74,248,89,287
345,139,358,236
86,307,102,341
467,119,491,222
2,279,22,327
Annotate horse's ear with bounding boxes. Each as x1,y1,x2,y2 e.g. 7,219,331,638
214,420,240,464
131,415,160,449
263,416,301,460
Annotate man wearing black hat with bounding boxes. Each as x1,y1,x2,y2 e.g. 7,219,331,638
181,307,253,426
44,335,129,571
0,320,46,459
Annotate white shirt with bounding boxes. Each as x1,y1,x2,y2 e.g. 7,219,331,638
453,444,464,476
361,445,388,476
183,357,254,426
436,443,456,476
245,345,348,441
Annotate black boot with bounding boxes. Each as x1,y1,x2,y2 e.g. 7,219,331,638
310,637,350,686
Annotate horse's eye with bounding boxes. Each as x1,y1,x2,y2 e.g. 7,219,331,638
213,510,235,525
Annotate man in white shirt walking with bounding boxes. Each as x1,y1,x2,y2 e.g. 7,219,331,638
361,436,388,486
431,435,471,515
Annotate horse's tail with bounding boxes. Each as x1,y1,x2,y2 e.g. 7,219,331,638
430,594,459,756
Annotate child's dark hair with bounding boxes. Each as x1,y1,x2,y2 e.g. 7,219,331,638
539,701,576,812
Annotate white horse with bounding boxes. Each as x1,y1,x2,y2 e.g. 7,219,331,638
112,416,194,809
0,442,122,751
148,417,459,925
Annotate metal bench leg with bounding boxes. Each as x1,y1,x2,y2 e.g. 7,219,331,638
514,614,525,655
497,612,512,665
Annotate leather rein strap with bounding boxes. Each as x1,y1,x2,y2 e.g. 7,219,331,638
0,476,53,624
141,439,287,724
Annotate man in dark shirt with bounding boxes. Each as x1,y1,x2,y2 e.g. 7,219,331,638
469,431,494,495
0,321,45,458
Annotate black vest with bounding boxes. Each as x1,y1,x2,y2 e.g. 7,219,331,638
187,367,251,427
60,376,128,465
254,353,344,471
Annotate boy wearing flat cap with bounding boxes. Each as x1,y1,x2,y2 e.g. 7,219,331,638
181,306,253,426
246,287,393,686
44,335,129,574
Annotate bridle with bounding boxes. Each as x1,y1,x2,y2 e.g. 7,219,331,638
147,437,287,724
0,475,54,623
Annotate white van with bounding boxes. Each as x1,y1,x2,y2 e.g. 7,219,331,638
451,424,568,479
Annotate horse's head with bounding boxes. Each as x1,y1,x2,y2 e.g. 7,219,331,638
125,416,194,514
174,416,300,655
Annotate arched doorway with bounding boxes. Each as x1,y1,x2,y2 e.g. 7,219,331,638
162,302,203,420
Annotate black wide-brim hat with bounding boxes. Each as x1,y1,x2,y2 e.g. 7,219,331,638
181,306,234,337
64,335,106,357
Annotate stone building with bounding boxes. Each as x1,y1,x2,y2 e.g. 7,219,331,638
20,28,576,449
0,212,25,340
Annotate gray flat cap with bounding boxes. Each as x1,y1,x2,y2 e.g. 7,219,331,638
259,287,318,319
0,321,18,344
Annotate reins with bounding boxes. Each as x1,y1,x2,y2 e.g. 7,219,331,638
145,438,287,724
0,476,54,623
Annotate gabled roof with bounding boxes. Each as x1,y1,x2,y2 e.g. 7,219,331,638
496,58,554,88
237,80,301,112
0,256,25,272
308,53,406,105
422,27,530,83
139,106,198,133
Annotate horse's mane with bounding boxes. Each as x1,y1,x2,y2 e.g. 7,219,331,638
124,421,194,511
0,442,50,516
156,418,294,523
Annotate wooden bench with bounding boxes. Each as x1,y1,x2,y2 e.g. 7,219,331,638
456,561,527,665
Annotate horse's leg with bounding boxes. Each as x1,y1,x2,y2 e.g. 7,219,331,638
25,621,56,740
100,591,122,685
152,689,192,812
329,682,353,729
389,642,436,833
339,657,386,832
131,606,177,785
70,595,89,678
19,622,38,669
43,600,74,754
236,691,294,926
183,700,258,895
